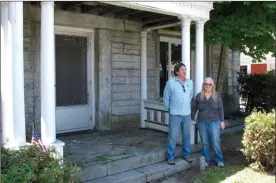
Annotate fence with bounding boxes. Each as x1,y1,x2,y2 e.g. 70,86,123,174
144,99,201,145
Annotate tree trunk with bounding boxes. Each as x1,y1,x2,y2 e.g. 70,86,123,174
216,45,227,93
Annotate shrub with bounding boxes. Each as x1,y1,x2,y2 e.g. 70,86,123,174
1,145,81,183
241,110,276,171
237,71,276,113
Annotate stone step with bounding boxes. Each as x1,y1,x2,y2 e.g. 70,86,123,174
85,158,191,183
85,170,146,183
136,158,191,182
79,144,202,182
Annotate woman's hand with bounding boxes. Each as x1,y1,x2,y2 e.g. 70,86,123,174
220,121,225,130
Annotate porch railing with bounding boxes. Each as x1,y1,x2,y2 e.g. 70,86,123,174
144,99,201,145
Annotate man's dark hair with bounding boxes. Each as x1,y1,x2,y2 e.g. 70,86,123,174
174,63,186,76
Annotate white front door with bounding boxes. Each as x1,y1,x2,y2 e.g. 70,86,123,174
55,27,95,133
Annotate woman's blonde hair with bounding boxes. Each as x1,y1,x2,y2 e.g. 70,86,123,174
200,77,217,102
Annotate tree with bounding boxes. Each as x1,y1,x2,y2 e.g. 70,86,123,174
193,1,276,92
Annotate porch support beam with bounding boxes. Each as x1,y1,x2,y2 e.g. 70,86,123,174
168,41,172,79
9,2,26,146
140,31,147,128
40,1,56,145
1,2,15,146
143,16,175,25
1,2,26,147
194,20,206,96
63,2,83,11
143,22,180,32
179,16,191,79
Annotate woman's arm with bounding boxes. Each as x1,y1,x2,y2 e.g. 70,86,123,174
218,94,225,129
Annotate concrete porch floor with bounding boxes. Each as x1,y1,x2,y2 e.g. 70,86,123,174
58,129,203,182
58,129,170,168
57,117,245,183
58,116,244,169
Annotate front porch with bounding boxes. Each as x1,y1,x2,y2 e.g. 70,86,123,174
1,1,213,158
59,128,202,182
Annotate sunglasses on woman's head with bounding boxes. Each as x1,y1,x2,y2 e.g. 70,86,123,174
204,83,212,86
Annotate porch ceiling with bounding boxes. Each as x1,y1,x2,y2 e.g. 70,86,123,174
53,1,180,29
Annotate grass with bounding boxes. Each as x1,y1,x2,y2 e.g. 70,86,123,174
94,155,108,163
192,165,275,183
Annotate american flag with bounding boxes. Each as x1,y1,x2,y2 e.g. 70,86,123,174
31,129,48,152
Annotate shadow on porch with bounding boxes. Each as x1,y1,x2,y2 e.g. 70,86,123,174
58,129,202,183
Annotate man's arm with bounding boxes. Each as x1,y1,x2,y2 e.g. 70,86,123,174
163,81,171,111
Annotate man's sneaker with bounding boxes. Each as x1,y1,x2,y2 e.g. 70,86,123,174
168,159,175,165
183,156,193,163
218,162,224,167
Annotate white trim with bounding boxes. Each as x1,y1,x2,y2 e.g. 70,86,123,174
160,36,181,45
55,25,95,35
159,36,182,80
144,22,180,31
140,31,147,128
54,25,95,131
88,29,96,130
168,40,172,79
105,2,211,20
56,105,88,110
56,127,90,134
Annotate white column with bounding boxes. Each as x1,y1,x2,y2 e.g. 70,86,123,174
9,2,26,146
140,31,147,128
195,20,206,96
41,1,56,145
192,50,196,95
191,50,195,81
168,41,172,79
180,17,191,78
1,2,15,146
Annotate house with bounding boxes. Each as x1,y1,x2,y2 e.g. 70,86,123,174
1,1,240,157
240,53,275,74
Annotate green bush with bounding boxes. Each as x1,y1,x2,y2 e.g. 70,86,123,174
237,70,276,113
1,145,81,183
242,110,276,171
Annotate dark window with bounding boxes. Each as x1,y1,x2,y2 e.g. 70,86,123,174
55,35,88,107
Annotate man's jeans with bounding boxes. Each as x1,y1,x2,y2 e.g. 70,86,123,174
197,120,224,165
167,114,191,160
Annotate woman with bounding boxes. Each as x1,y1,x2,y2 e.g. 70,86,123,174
192,77,225,167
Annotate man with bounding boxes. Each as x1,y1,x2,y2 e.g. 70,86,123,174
163,63,193,165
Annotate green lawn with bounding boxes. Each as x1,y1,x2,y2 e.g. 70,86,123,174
192,165,275,183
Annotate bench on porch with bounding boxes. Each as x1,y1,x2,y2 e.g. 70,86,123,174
144,99,201,145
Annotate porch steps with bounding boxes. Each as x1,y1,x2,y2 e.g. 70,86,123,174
79,144,202,182
86,158,191,183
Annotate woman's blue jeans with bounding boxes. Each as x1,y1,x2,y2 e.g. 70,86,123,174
167,114,191,160
197,120,224,165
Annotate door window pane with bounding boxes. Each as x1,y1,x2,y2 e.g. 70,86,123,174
171,44,181,65
55,35,88,107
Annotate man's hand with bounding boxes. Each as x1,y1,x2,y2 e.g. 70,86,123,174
220,121,225,130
